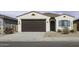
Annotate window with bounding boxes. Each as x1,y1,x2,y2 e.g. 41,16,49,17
59,20,70,27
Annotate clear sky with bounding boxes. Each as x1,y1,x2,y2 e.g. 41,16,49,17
0,11,79,19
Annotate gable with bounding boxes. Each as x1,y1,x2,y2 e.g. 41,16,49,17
17,11,50,19
55,15,75,21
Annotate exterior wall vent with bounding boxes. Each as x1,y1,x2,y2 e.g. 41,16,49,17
32,13,35,16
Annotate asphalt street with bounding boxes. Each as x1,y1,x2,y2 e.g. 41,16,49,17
0,41,79,47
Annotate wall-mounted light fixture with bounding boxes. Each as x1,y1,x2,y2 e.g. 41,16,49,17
18,21,20,24
47,21,48,23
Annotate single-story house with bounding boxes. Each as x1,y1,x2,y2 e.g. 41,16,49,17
17,11,79,32
0,14,17,34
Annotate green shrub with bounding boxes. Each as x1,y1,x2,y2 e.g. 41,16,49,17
70,30,74,33
62,27,69,34
57,29,62,32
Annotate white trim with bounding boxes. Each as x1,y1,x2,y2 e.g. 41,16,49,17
18,18,50,32
46,18,50,32
18,18,21,32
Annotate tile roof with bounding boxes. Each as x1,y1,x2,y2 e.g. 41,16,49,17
43,13,61,17
17,11,61,17
17,11,75,18
0,14,16,20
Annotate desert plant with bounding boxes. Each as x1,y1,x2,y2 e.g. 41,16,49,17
70,29,75,33
57,29,62,32
62,27,69,34
4,28,14,34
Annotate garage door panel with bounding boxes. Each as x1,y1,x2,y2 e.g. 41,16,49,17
22,19,46,32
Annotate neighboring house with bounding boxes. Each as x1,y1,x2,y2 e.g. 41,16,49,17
0,14,17,34
73,19,79,31
17,11,77,32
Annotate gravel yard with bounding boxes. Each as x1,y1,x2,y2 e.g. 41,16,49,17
0,32,79,42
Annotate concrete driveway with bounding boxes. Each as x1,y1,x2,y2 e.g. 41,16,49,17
0,32,45,41
0,32,79,42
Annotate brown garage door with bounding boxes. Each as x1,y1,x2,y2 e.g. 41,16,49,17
22,19,46,32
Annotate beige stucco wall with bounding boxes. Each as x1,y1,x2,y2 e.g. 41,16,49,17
17,12,50,32
55,15,76,32
73,23,77,32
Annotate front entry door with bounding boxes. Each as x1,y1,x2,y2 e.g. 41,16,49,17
50,21,55,31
